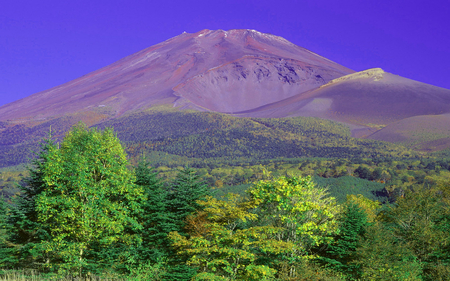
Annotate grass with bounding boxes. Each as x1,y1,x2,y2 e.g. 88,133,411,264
0,270,124,281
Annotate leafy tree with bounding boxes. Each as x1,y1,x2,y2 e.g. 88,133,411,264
354,166,370,180
247,175,339,278
381,186,450,280
345,194,380,223
248,175,339,252
24,123,144,275
169,193,289,280
356,223,422,280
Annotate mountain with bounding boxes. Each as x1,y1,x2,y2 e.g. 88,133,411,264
231,67,450,152
0,29,352,121
0,29,449,169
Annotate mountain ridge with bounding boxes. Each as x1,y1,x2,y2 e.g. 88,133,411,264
0,29,353,121
1,28,450,155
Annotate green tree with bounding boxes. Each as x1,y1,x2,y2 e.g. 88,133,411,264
0,197,16,268
167,166,209,235
134,158,174,264
247,175,340,278
381,187,450,280
169,193,288,280
356,223,422,280
165,167,210,280
318,201,369,279
9,134,58,269
28,123,144,275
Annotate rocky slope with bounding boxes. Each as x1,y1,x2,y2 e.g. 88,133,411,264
0,29,353,121
235,68,450,142
1,29,450,152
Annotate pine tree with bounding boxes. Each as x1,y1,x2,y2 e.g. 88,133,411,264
318,202,368,279
0,196,16,268
8,134,57,268
134,159,174,263
165,166,209,281
166,166,209,235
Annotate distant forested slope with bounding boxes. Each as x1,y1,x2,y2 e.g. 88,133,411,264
98,110,413,163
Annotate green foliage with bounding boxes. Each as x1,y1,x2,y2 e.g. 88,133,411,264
318,202,369,279
134,158,173,264
13,124,145,275
163,167,211,280
277,259,345,281
247,175,339,257
8,134,58,269
98,111,412,164
380,186,450,280
2,114,450,279
127,259,167,281
313,175,386,203
0,197,16,268
166,166,209,235
169,193,289,280
356,223,423,280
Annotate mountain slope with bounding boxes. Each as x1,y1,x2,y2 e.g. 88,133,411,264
0,29,352,121
235,68,450,141
0,28,449,168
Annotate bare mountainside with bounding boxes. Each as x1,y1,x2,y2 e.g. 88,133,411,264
1,29,450,153
0,29,352,121
236,68,450,147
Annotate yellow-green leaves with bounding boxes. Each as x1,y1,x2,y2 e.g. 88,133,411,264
169,194,292,280
171,176,340,279
34,123,144,274
248,175,339,254
198,194,260,230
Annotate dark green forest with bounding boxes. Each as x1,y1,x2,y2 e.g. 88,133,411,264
1,123,450,280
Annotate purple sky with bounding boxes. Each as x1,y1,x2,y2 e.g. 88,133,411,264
1,0,449,108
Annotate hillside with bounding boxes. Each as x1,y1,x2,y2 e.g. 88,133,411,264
99,109,412,164
0,29,449,170
0,109,414,168
0,29,352,121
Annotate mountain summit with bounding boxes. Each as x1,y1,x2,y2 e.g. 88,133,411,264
0,29,353,121
1,29,450,152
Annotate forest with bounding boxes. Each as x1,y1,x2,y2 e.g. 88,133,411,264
0,110,414,169
0,123,449,280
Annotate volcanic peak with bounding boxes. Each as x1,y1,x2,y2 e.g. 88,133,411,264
0,28,353,121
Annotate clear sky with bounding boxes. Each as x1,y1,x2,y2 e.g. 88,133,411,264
1,0,449,107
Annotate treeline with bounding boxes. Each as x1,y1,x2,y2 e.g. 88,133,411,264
1,124,449,280
3,151,450,205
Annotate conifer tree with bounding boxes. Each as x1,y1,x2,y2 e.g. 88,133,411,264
166,166,209,235
134,158,174,263
9,134,57,268
165,166,209,281
318,202,368,279
0,196,15,268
